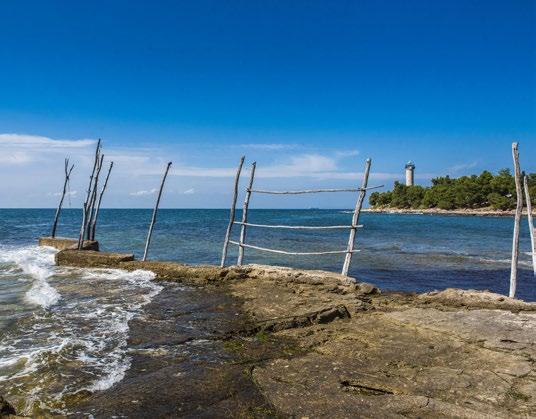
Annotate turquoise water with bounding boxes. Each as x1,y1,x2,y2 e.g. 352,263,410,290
1,208,535,299
0,208,534,414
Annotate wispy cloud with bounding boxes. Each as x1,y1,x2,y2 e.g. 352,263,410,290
448,161,479,173
48,190,77,197
129,188,158,196
0,133,95,148
183,188,195,194
334,149,360,158
0,151,33,165
238,143,298,151
0,133,97,166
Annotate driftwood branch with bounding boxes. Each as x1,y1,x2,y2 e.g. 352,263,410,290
220,156,245,267
86,153,104,240
249,185,383,195
51,158,74,238
523,174,536,276
342,158,372,276
90,161,114,240
78,139,101,249
237,162,256,266
143,162,172,261
510,142,523,298
233,221,362,230
229,240,360,256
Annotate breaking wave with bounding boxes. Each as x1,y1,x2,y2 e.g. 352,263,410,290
0,245,162,415
0,245,60,308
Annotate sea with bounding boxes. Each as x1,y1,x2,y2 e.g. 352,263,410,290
0,208,534,415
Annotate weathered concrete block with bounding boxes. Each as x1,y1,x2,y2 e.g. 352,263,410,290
39,237,99,251
55,250,134,268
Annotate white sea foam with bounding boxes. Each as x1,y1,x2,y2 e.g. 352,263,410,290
0,245,60,308
0,247,163,413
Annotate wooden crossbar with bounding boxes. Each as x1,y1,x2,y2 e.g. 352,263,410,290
229,241,359,256
233,221,362,230
249,185,383,195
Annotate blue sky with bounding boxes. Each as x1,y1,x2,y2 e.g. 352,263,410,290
0,0,534,208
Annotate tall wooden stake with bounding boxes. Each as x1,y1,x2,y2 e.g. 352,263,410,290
51,158,74,238
220,156,245,267
510,142,523,298
523,174,536,276
86,154,104,240
78,139,101,249
237,162,256,266
143,162,172,261
342,158,371,276
90,161,114,241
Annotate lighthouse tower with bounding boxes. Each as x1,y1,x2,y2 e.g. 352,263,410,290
405,161,415,186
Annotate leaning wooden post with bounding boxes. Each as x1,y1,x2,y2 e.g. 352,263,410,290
143,162,172,261
341,158,371,276
51,158,74,238
78,139,101,249
237,162,256,266
220,156,245,267
90,161,114,240
523,174,536,276
86,153,104,240
509,142,523,298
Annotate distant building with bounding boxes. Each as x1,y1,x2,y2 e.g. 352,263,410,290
405,161,415,186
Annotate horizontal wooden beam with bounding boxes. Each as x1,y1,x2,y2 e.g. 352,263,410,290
249,185,383,195
228,240,360,256
233,221,363,230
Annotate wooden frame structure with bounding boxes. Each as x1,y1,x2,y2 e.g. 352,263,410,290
221,157,381,276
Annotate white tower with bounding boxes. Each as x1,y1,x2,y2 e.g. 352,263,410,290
405,161,415,186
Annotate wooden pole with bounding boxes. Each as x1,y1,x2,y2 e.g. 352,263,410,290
341,158,372,276
143,162,172,261
523,174,536,276
90,161,114,240
220,156,245,267
237,162,256,266
78,139,101,249
86,154,104,240
510,142,523,298
51,158,74,238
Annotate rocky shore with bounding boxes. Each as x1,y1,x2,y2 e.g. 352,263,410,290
364,207,523,217
4,238,535,418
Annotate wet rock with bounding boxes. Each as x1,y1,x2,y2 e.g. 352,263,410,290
39,236,98,251
55,249,134,268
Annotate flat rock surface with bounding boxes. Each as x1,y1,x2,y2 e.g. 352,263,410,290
52,252,536,418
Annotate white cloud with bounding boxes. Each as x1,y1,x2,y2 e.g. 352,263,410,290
448,161,479,172
129,188,158,196
239,143,297,151
0,151,33,165
0,133,97,165
183,188,195,194
49,190,77,197
256,154,339,178
0,133,95,148
335,149,360,158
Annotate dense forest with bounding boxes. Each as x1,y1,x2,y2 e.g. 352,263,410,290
369,170,536,210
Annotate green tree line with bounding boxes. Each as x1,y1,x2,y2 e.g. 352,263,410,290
369,170,536,210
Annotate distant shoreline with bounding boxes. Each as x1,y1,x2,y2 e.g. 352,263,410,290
363,207,524,217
